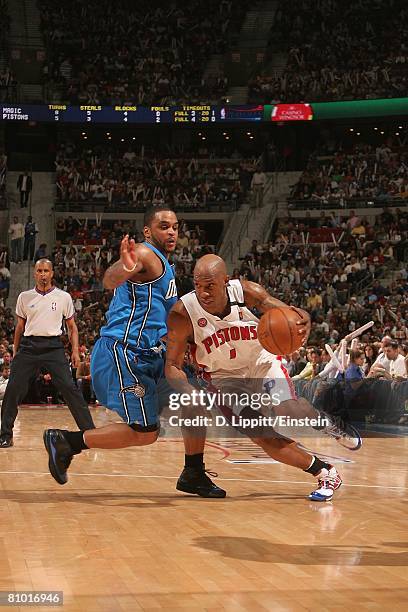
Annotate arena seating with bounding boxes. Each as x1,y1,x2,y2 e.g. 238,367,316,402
0,0,15,102
235,207,408,346
54,142,255,212
288,143,408,209
249,0,408,103
39,0,247,105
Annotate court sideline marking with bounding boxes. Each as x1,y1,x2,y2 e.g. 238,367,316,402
0,470,407,491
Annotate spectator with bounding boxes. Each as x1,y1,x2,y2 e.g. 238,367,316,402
34,243,48,263
251,167,266,208
17,171,32,208
76,353,95,404
8,216,24,263
381,341,407,380
286,349,307,377
23,216,38,261
292,348,322,380
363,343,378,375
0,364,9,404
0,263,10,307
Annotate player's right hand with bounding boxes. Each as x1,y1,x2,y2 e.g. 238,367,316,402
120,234,139,272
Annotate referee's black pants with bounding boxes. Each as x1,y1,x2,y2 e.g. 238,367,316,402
1,337,95,439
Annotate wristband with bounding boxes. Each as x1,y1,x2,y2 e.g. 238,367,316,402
123,262,137,273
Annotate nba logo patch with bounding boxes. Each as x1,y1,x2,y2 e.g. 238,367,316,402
198,318,207,327
51,302,57,311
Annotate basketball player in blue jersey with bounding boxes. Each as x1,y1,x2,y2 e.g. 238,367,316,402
43,207,225,497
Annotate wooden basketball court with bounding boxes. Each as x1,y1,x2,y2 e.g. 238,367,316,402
0,406,407,611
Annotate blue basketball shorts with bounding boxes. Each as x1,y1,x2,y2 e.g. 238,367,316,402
90,336,165,428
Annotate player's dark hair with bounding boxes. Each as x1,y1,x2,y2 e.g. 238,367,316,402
143,206,175,227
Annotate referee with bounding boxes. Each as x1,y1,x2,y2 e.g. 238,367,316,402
0,259,95,447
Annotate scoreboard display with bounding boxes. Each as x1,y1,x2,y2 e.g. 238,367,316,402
1,104,264,124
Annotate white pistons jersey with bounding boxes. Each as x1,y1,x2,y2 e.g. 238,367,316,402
181,279,262,376
181,279,296,402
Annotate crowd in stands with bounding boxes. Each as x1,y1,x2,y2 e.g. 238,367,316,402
0,150,6,208
0,1,9,53
0,2,17,102
39,0,246,105
55,141,256,210
249,0,408,103
235,207,408,347
289,142,408,208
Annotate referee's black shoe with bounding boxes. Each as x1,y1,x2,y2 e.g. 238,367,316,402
43,429,74,485
176,466,226,498
0,436,13,448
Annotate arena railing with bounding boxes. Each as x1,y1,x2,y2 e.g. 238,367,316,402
53,200,241,214
287,197,406,210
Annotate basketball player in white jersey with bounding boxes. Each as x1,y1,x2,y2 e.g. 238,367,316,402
165,255,362,501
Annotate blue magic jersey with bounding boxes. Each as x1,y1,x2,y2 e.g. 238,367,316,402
100,242,177,349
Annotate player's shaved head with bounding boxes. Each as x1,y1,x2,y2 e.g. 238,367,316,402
193,255,229,314
194,255,227,278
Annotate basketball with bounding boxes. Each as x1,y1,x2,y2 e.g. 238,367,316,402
257,307,310,355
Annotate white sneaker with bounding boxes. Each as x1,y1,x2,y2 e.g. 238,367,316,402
309,466,342,502
323,416,362,451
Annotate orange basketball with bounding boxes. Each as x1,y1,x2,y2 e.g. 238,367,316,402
257,307,309,355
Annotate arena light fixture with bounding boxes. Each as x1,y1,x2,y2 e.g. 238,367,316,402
349,128,354,132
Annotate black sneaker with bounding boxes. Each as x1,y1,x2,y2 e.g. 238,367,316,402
43,429,74,485
176,466,226,498
0,436,13,448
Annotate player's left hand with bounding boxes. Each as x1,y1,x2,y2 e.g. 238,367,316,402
290,307,311,344
71,350,81,369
